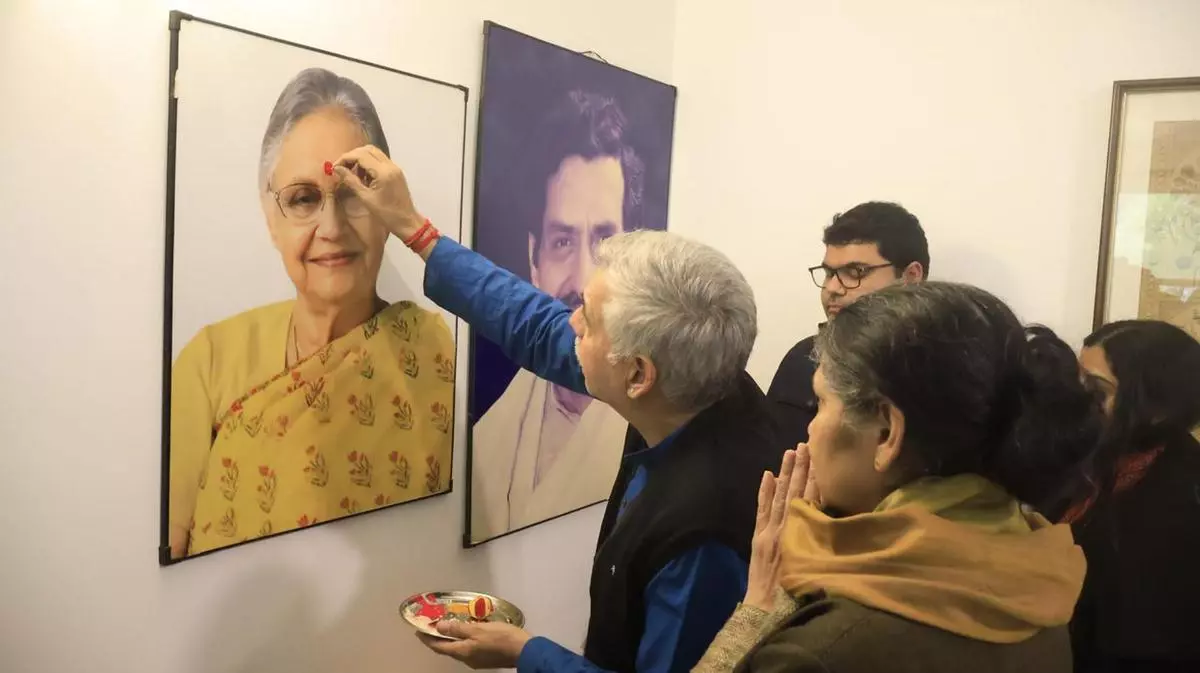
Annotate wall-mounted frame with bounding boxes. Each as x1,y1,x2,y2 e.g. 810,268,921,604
1094,77,1200,341
159,11,468,564
464,22,677,546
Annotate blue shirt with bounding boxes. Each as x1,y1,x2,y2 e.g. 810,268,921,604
424,238,748,673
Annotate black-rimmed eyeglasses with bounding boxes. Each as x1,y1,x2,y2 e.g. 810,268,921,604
807,263,894,289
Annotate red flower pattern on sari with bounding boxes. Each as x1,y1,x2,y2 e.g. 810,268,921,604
348,450,373,487
219,458,239,501
348,394,375,426
388,450,411,488
243,412,264,438
391,315,414,341
425,456,442,494
256,465,277,513
392,395,414,429
216,508,237,538
273,415,290,438
304,378,331,423
304,445,328,487
316,344,333,364
434,353,455,383
401,348,420,378
430,402,452,434
363,315,380,339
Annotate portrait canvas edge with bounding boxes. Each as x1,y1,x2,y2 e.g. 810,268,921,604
158,11,470,566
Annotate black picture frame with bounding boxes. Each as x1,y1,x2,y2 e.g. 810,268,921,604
159,11,469,565
462,21,678,548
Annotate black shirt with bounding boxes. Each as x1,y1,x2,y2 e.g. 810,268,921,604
1070,432,1200,672
766,331,820,447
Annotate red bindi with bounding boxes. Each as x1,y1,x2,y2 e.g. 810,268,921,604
323,160,334,176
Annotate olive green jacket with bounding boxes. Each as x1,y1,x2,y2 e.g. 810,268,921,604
694,590,1071,673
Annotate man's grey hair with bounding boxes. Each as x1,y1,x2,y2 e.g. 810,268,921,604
596,230,757,411
259,67,389,191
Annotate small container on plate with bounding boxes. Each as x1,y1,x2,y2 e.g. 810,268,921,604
399,590,525,640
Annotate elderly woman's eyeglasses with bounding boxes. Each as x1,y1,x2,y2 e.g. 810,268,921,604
808,263,894,289
268,182,370,221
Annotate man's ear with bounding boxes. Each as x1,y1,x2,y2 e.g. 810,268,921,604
528,232,541,287
626,355,658,400
873,402,905,472
900,261,925,284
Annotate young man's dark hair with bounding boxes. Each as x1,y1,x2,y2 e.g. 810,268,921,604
518,89,646,264
823,201,930,279
767,201,930,448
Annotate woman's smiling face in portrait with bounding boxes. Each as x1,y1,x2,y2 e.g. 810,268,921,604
263,106,388,306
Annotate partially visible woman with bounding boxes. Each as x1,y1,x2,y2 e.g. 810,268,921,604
1067,320,1200,673
694,282,1104,673
168,68,454,560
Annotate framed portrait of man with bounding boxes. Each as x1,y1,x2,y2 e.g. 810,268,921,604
160,13,467,564
466,22,677,545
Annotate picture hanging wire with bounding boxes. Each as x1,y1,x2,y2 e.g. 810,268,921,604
579,50,609,64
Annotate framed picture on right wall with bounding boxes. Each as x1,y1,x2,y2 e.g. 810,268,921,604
1094,77,1200,340
464,22,677,546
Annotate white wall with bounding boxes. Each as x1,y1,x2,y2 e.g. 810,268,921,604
0,1,674,672
669,0,1200,386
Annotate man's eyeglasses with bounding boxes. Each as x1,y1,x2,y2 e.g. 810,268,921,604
268,182,370,221
808,263,894,289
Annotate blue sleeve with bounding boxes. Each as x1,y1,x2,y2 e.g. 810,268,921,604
517,638,603,673
515,543,748,673
638,543,748,673
423,238,587,395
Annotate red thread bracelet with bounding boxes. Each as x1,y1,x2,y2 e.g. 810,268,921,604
410,227,441,253
402,219,432,247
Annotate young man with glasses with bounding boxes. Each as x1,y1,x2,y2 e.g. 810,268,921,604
767,201,930,447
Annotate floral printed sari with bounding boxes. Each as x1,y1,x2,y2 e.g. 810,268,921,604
185,301,454,557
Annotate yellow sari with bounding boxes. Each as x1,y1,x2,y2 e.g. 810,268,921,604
168,300,454,559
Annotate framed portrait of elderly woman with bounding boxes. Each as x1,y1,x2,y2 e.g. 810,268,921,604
465,22,677,546
159,12,467,564
1094,77,1200,342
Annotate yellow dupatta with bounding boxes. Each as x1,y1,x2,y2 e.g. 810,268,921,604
779,475,1085,643
186,300,454,556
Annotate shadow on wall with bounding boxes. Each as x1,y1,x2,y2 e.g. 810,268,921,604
180,563,321,673
178,495,497,673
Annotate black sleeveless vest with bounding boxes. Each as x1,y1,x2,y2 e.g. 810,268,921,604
581,372,785,671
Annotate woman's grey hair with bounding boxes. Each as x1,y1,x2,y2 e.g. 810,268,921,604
259,67,390,190
811,281,1104,509
596,230,757,411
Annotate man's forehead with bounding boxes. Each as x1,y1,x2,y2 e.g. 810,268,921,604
582,272,609,311
812,364,828,392
544,155,625,228
823,242,886,266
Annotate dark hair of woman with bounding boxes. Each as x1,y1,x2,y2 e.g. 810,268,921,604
1074,319,1200,519
817,281,1105,511
1085,320,1200,448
